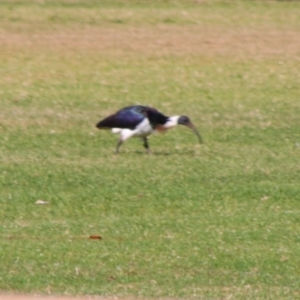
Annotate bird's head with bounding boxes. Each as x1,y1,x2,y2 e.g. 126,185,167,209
178,115,203,144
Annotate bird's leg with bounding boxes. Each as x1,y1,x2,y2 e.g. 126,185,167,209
142,137,151,154
115,139,123,154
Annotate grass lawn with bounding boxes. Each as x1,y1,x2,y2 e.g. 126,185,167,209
1,0,300,299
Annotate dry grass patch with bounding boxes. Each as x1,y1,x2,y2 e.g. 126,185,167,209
1,26,300,58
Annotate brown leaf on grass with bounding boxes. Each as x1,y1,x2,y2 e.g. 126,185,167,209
89,235,102,240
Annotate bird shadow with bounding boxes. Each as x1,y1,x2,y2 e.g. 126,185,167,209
132,149,196,156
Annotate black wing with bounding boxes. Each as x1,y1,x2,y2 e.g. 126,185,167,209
144,107,169,126
96,106,148,130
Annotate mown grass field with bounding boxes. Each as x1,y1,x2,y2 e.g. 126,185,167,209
1,0,300,299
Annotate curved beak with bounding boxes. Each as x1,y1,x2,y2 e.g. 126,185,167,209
186,122,203,144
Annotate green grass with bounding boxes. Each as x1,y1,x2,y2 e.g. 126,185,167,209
1,0,300,299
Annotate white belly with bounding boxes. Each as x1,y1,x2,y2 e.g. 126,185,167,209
112,118,153,141
133,118,153,137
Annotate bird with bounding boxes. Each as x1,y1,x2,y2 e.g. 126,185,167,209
96,105,203,153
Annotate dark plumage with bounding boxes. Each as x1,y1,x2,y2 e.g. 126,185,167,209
96,106,146,130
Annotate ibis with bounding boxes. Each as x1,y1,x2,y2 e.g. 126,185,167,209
96,105,203,153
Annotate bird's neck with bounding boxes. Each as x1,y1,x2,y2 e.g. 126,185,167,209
163,116,180,129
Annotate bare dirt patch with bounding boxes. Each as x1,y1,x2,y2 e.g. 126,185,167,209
0,295,122,300
1,26,300,58
0,295,174,300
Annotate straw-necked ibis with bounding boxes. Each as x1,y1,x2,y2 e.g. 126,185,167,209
96,105,202,153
